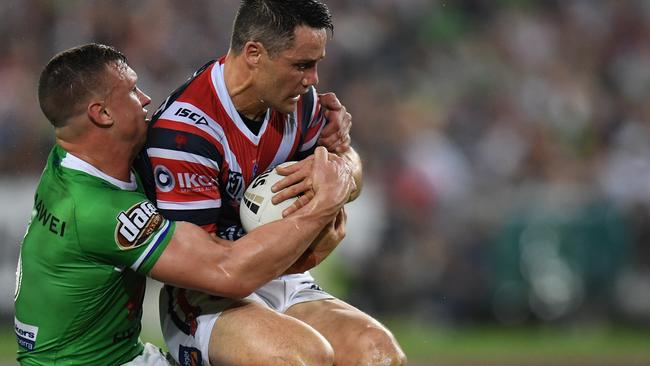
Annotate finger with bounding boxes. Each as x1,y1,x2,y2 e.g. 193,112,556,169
272,162,312,193
271,174,306,196
319,119,338,138
319,111,350,139
318,92,342,110
271,175,305,199
282,190,315,217
317,135,340,151
272,179,311,204
314,146,328,163
275,158,312,176
334,135,352,154
272,170,306,192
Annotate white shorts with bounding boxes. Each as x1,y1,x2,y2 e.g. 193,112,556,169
160,272,333,366
122,342,176,366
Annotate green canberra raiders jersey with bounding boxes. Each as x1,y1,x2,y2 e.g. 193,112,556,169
14,145,176,365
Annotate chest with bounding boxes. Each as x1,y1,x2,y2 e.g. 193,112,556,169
215,112,301,200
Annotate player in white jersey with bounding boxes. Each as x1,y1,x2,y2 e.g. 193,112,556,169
138,1,406,365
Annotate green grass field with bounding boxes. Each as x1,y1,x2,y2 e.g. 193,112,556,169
3,322,650,366
5,262,650,365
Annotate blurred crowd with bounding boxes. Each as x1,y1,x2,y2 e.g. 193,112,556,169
2,0,650,328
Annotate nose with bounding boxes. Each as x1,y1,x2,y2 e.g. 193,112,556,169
138,88,152,107
301,67,319,87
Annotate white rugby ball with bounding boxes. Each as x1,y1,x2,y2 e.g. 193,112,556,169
240,162,298,233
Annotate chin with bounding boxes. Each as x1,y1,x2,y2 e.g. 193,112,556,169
277,102,298,115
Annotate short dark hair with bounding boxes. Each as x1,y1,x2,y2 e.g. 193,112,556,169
38,43,128,127
230,0,334,57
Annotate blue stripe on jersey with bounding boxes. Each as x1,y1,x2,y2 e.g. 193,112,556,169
147,128,224,168
134,219,171,272
159,207,220,227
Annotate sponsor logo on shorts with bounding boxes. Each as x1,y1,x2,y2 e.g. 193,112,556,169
15,318,38,351
115,201,163,249
179,345,203,366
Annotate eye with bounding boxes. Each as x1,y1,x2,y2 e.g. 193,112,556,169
296,62,315,71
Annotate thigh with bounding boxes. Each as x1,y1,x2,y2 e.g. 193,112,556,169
285,298,406,365
209,300,333,366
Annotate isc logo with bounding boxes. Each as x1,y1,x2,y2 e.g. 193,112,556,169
174,107,209,125
115,201,163,249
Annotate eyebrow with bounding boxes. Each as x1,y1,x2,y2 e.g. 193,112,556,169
294,56,324,64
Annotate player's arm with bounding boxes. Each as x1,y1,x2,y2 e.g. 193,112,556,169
274,93,363,211
318,92,363,202
150,147,354,298
283,207,346,274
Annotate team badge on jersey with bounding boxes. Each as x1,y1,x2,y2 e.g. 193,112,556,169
225,170,244,201
114,201,164,250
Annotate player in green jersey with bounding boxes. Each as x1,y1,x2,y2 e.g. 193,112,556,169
13,43,355,366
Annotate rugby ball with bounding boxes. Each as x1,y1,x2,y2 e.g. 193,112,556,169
240,162,298,232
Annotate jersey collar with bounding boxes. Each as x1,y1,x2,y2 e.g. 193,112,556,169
60,151,138,191
212,61,270,145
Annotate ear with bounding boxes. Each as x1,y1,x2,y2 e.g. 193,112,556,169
243,41,265,67
87,99,113,128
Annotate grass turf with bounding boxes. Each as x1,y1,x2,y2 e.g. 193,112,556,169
2,322,650,365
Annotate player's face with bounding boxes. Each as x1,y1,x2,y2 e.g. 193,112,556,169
258,26,327,114
103,62,151,150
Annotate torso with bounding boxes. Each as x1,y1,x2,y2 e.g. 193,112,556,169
142,58,325,239
14,145,175,365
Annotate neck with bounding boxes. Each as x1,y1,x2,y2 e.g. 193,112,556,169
223,52,267,121
56,132,135,182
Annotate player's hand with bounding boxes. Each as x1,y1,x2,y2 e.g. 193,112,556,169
318,92,352,154
271,155,316,213
284,207,347,274
272,147,354,217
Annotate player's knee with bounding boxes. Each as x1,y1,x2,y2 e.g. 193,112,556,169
353,325,407,366
301,334,335,366
274,333,334,366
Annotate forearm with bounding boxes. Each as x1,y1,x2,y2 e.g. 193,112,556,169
151,204,337,299
227,205,336,291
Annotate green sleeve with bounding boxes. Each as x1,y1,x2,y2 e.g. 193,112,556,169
75,189,176,275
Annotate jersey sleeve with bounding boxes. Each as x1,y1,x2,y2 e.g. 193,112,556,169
144,101,224,233
293,87,327,160
75,190,176,275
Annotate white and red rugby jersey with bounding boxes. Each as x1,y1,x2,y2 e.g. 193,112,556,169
138,58,326,239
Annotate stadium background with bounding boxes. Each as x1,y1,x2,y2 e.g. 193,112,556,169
2,0,650,365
